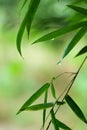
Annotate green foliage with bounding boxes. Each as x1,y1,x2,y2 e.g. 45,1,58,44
16,0,87,129
65,95,87,124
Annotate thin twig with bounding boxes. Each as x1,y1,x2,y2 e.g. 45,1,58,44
45,56,87,130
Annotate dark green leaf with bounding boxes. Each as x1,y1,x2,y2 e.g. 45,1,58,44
43,91,48,128
56,101,65,105
26,103,54,111
51,83,56,99
51,109,59,130
62,26,87,59
56,119,72,130
65,95,87,123
75,45,87,57
68,5,87,16
32,21,87,44
16,0,40,55
16,83,50,114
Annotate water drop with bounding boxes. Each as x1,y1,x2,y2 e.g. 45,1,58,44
57,60,62,65
51,38,55,41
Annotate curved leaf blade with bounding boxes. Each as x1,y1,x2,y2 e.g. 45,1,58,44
26,103,54,111
51,109,59,130
65,95,87,123
51,83,56,99
32,21,87,44
16,0,40,56
17,83,50,114
75,45,87,57
62,26,87,59
68,5,87,16
56,119,72,130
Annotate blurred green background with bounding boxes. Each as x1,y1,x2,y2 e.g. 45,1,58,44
0,0,87,130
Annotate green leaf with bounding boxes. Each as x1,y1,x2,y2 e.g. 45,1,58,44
51,83,56,99
56,119,72,130
43,91,48,128
26,103,54,111
62,26,87,59
56,101,65,105
51,109,59,130
16,83,50,114
32,21,87,44
16,0,40,56
65,95,87,123
75,45,87,57
68,5,87,16
21,0,28,10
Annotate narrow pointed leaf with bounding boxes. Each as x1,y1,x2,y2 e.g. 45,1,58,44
17,83,50,114
62,26,87,59
16,0,40,55
51,109,59,130
51,83,56,99
43,91,48,128
32,21,87,44
56,119,72,130
26,103,54,111
75,45,87,57
65,95,87,123
68,5,87,16
25,0,40,37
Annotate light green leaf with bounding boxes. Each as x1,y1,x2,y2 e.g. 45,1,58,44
56,119,72,130
32,21,87,44
75,45,87,57
51,109,59,130
17,83,50,114
51,83,56,99
16,0,40,56
62,26,87,59
68,5,87,16
43,91,48,128
26,103,53,111
65,95,87,123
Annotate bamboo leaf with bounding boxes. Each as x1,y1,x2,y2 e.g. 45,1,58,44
56,119,72,130
62,26,87,59
75,45,87,57
65,95,87,123
51,109,59,130
56,101,65,105
68,5,87,16
43,91,48,128
26,103,54,111
16,0,40,56
51,83,56,99
32,21,87,44
17,83,50,114
21,0,28,9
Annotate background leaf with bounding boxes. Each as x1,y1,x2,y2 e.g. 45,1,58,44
32,21,87,44
26,103,54,111
68,5,87,16
17,83,50,114
75,45,87,57
62,26,87,59
65,95,87,124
